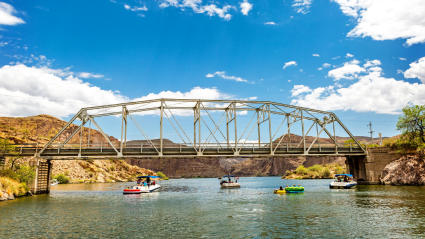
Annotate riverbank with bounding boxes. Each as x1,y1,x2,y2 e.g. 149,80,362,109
0,177,29,201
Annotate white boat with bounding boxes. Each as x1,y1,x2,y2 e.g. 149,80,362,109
51,179,59,186
123,176,161,194
219,175,240,188
330,174,357,189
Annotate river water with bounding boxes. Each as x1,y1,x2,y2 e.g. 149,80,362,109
1,177,425,238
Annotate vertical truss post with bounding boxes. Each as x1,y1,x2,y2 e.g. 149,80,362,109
194,101,201,155
79,121,83,158
87,120,91,148
257,109,261,148
226,108,230,148
333,117,338,154
316,122,321,152
301,110,306,154
120,106,127,156
160,100,164,156
268,104,273,155
233,103,238,155
286,115,289,152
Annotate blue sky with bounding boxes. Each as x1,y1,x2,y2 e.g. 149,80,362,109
0,0,424,139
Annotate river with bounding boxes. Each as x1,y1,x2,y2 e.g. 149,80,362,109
1,177,425,238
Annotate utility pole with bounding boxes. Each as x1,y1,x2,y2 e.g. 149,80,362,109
367,121,374,143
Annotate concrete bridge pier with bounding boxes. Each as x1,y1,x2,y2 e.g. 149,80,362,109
346,148,401,185
346,155,367,183
30,158,52,194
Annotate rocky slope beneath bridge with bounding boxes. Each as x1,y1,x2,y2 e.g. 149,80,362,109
380,154,425,185
0,115,156,183
127,155,347,178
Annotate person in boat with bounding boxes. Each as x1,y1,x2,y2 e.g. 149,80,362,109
279,186,283,190
137,178,142,185
146,176,151,186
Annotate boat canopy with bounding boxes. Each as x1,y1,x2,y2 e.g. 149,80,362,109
223,175,237,177
335,174,353,177
137,176,160,179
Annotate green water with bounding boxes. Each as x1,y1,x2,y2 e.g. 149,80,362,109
1,177,425,238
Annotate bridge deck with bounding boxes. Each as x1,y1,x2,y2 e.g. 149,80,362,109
11,146,365,158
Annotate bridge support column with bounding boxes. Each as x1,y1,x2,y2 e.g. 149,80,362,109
346,155,367,184
30,159,52,194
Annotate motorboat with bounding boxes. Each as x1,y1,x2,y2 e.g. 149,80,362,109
123,176,161,194
329,174,357,189
51,179,59,186
219,175,240,188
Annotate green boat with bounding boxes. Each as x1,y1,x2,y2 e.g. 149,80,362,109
285,186,304,193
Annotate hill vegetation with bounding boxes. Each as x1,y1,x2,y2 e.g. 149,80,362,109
282,163,346,179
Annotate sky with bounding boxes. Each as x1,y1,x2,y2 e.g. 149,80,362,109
0,0,425,139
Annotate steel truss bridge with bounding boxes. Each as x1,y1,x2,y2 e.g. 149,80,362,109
12,99,366,158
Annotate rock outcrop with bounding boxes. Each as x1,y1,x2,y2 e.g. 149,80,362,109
380,155,425,185
128,155,346,178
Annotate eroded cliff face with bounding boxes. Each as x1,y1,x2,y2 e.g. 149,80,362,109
380,155,425,185
127,155,347,178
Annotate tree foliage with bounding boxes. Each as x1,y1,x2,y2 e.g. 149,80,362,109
396,105,425,149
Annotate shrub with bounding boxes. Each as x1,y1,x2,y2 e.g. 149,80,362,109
295,165,308,175
156,171,169,180
54,174,70,184
0,176,28,197
15,165,35,186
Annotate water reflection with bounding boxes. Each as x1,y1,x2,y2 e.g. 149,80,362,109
0,178,424,238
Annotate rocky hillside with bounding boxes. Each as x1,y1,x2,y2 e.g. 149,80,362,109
380,155,425,185
128,155,346,178
0,115,155,183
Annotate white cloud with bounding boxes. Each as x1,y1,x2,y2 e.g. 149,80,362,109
0,64,127,117
282,61,297,69
312,53,320,57
159,0,233,20
206,71,248,83
264,21,276,25
345,53,354,58
0,64,233,117
322,63,331,68
291,85,312,96
291,59,425,114
292,0,312,14
0,2,24,25
332,0,425,45
328,59,364,80
404,57,425,83
399,57,407,61
240,0,252,16
124,4,148,12
78,72,104,79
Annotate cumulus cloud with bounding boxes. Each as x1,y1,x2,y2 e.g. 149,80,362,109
0,2,24,25
0,64,232,117
345,53,354,58
404,57,425,83
159,0,233,20
291,59,425,114
327,59,365,80
332,0,425,45
292,0,312,14
312,53,320,57
264,21,276,25
399,57,407,61
291,85,312,96
206,71,248,83
282,61,297,69
240,0,252,16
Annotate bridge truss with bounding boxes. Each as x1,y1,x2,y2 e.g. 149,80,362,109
25,99,365,158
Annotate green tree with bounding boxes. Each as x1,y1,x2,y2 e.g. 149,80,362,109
396,105,425,145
